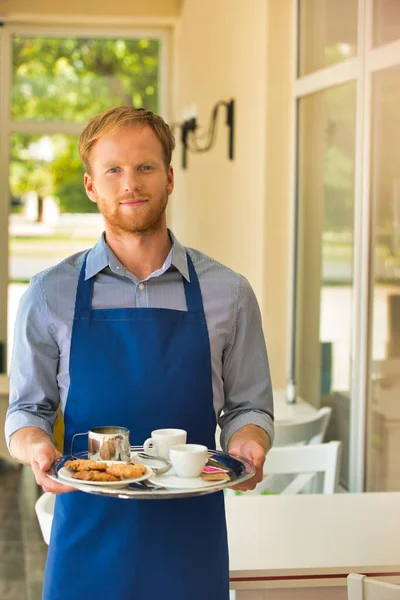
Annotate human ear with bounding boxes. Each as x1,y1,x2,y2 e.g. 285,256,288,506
167,165,174,196
84,173,97,204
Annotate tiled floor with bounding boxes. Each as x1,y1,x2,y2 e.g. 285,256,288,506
0,460,47,600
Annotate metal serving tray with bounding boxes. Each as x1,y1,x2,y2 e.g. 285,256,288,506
48,445,255,500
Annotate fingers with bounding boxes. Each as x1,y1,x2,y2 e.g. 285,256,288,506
228,443,265,491
30,443,76,495
31,459,76,494
227,440,268,492
230,440,266,460
228,446,241,457
247,443,267,465
229,465,264,491
251,454,266,470
229,442,266,469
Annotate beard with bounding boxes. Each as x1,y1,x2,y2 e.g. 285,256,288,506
95,190,168,235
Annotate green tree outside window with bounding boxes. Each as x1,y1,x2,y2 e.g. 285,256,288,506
11,36,160,214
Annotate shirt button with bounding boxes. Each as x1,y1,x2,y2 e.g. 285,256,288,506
138,283,145,290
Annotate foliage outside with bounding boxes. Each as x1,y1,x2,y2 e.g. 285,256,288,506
10,36,160,214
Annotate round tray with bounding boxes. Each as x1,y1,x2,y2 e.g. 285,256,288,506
48,446,255,500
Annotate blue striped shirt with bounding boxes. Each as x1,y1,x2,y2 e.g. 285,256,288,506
6,231,274,451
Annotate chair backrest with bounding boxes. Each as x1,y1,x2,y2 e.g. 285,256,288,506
273,407,332,446
347,573,400,600
256,441,342,494
35,491,55,545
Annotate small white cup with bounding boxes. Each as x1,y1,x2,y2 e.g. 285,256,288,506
170,444,208,478
143,428,187,460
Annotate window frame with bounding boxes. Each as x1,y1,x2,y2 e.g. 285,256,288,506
290,0,400,492
0,22,171,371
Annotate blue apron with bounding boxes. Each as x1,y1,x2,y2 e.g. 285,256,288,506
43,252,229,600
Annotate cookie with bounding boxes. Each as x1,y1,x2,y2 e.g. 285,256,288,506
72,470,120,482
106,462,147,479
64,459,108,472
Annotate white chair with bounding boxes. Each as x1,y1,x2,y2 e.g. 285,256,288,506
260,440,341,494
225,441,341,496
347,573,400,599
35,491,55,545
273,406,332,446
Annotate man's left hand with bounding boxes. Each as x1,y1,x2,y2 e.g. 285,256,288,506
227,425,271,491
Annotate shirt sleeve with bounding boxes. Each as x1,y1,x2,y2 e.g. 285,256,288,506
219,275,274,451
5,274,60,450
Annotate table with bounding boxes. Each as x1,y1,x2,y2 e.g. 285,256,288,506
226,492,400,599
273,388,317,423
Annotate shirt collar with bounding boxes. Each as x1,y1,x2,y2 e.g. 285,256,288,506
169,230,190,282
84,230,190,282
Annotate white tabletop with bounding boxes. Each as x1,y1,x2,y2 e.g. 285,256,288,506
226,492,400,584
273,389,318,423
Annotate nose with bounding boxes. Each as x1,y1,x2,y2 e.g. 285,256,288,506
122,169,141,193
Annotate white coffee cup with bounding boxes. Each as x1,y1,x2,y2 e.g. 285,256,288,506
143,428,187,460
170,444,208,478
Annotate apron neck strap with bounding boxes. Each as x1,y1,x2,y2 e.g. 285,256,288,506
182,252,205,314
74,254,92,316
74,251,205,315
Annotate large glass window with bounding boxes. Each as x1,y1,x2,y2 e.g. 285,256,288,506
10,34,161,280
298,0,358,76
367,66,400,491
373,0,400,48
294,0,400,492
12,37,160,121
8,32,162,366
9,133,104,282
296,82,357,488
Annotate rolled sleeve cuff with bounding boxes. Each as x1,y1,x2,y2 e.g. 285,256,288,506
5,411,54,453
220,411,275,452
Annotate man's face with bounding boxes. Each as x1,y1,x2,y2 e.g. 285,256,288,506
84,125,174,235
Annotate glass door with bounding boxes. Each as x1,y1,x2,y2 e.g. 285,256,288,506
294,0,359,490
293,0,400,490
367,62,400,490
296,81,357,489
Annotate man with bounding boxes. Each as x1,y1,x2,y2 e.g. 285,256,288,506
6,106,274,600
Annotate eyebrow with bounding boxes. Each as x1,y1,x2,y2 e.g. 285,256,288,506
102,161,120,169
101,159,160,169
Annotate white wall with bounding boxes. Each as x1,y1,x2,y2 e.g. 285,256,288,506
171,0,268,300
171,0,293,386
0,0,182,19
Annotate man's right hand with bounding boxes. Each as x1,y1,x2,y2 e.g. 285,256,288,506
10,426,75,494
30,441,75,494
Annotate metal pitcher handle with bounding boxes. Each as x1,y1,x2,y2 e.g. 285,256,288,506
70,432,88,458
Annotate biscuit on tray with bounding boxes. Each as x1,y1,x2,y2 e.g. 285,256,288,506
64,459,108,472
106,462,147,479
64,459,146,483
72,470,120,482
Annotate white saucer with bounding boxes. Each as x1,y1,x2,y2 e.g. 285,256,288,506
148,470,223,490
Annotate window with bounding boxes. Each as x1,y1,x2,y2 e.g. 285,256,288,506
2,27,167,369
293,0,400,491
